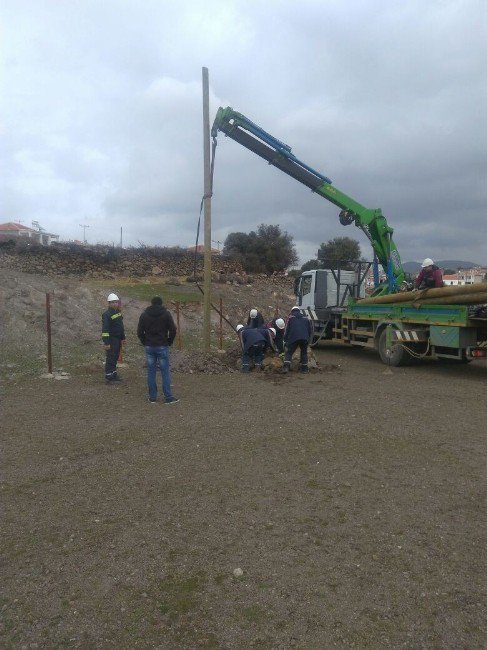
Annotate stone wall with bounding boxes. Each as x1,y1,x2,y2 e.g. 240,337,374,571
0,243,244,279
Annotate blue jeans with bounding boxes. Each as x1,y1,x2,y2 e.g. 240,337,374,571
145,346,174,400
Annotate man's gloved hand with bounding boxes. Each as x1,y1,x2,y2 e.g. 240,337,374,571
104,344,111,350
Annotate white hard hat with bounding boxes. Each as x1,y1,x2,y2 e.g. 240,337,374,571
249,309,258,318
107,293,119,302
291,306,301,312
275,318,285,329
236,324,244,332
269,327,276,337
421,258,434,268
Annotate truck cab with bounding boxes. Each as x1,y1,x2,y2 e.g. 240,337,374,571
295,268,366,340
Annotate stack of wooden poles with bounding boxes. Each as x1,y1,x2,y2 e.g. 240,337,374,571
359,282,487,306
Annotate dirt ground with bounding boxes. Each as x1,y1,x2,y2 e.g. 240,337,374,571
2,343,486,649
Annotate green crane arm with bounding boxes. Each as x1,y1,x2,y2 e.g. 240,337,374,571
211,106,404,294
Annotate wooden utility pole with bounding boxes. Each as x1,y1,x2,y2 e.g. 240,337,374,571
202,67,212,351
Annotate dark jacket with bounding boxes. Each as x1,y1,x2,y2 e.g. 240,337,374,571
137,305,177,347
414,265,443,289
102,308,125,343
284,311,312,345
240,326,272,353
266,318,284,353
247,311,265,328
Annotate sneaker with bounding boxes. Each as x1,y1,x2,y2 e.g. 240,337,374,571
148,397,157,403
282,365,290,374
165,397,180,405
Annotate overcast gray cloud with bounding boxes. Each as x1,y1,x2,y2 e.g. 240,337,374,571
1,0,486,264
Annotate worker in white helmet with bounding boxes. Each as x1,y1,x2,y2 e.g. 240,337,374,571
236,323,275,371
265,316,286,354
283,306,312,373
246,308,265,328
414,258,444,290
102,293,125,383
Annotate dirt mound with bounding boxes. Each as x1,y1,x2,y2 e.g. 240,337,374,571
171,349,238,374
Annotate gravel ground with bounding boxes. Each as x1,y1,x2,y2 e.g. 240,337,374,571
2,344,486,649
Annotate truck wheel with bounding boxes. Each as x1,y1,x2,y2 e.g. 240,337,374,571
378,329,410,366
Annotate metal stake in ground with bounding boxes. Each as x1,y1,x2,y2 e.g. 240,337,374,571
176,301,182,350
45,292,53,374
219,297,223,349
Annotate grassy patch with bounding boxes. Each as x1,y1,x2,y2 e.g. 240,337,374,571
155,572,206,620
242,605,266,623
96,280,203,304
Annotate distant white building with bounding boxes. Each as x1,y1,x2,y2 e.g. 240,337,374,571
0,222,59,246
443,269,487,286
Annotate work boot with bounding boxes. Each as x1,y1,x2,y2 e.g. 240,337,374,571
282,364,290,374
106,374,122,384
300,365,309,373
241,366,250,373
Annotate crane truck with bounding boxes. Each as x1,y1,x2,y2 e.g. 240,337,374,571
211,107,487,366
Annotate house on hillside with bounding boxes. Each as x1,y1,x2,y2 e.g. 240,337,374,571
443,268,487,286
0,222,59,246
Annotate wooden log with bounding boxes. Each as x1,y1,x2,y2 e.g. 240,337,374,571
360,282,487,305
409,292,487,306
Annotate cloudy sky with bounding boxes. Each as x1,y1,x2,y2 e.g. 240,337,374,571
1,0,486,265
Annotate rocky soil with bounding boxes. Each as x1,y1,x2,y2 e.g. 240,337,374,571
2,345,486,648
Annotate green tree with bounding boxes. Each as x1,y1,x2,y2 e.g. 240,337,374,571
223,224,297,273
318,237,362,269
300,259,321,272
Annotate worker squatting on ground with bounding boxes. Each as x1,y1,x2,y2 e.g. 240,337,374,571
414,258,444,290
236,324,276,372
266,317,286,354
102,293,125,384
283,307,312,373
246,308,265,328
137,296,179,404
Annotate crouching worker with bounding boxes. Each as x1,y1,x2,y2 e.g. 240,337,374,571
266,317,286,354
137,296,179,404
414,258,444,290
247,308,265,328
236,324,275,372
283,306,312,373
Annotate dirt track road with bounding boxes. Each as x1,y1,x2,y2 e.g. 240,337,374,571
2,344,486,648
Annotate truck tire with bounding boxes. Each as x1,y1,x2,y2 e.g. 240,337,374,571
378,328,410,366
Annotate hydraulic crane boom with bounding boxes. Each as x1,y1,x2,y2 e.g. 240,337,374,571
211,106,405,294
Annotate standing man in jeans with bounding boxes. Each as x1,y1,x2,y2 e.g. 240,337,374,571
102,293,125,384
137,296,179,404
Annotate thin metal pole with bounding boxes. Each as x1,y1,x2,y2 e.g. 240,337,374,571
46,293,52,373
118,297,123,363
202,66,212,351
219,297,223,349
176,301,182,350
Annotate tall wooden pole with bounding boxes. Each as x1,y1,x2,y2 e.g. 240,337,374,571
202,67,212,351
